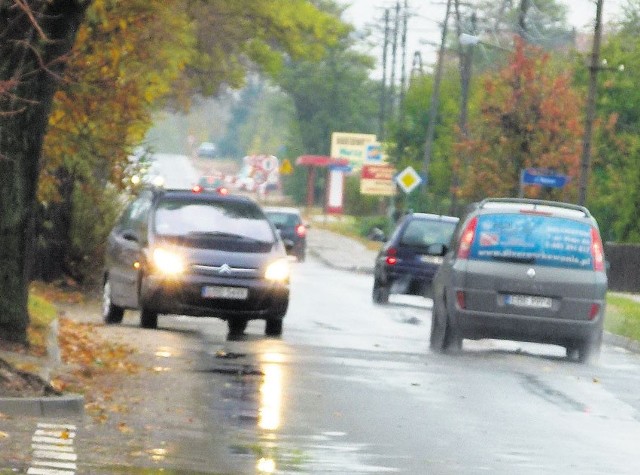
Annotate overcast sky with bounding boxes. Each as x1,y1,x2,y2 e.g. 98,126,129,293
340,0,626,75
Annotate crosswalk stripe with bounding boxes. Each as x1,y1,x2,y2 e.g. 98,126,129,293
34,430,76,439
32,436,74,445
36,423,77,431
32,444,75,453
26,468,75,475
32,460,77,470
31,450,77,462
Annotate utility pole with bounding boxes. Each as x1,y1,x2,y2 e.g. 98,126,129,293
517,0,530,41
451,2,476,215
423,0,452,196
578,0,604,206
399,0,409,124
389,1,401,118
379,8,390,140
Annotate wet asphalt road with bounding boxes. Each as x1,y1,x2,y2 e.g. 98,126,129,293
4,255,640,474
192,257,640,474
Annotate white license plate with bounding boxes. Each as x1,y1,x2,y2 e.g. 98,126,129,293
505,294,552,308
420,255,443,265
202,286,248,300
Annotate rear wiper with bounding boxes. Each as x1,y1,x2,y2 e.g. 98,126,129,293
490,255,535,264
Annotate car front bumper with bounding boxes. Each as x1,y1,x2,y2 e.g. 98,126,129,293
140,273,289,320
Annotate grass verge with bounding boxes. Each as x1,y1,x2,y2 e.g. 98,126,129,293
605,294,640,341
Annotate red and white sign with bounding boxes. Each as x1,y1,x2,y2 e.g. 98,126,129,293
360,164,396,196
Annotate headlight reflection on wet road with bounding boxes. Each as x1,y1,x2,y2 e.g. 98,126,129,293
256,353,284,473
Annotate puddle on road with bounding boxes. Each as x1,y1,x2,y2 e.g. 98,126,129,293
211,356,400,474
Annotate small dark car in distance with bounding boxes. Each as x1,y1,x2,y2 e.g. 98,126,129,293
430,198,607,363
263,206,308,262
103,187,290,337
373,213,459,304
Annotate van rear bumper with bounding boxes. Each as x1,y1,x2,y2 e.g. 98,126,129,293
453,309,603,346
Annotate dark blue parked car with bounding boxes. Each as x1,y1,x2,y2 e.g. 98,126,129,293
372,213,459,304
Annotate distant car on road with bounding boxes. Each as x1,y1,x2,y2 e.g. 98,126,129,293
430,198,607,363
373,213,459,304
197,142,217,158
103,187,290,337
263,206,308,262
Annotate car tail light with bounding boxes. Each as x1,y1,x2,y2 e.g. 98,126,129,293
456,290,466,309
296,224,307,238
217,186,229,195
457,216,478,259
590,227,605,272
192,185,203,193
385,247,397,265
589,303,601,320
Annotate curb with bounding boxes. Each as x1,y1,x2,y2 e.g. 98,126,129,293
0,393,85,417
0,318,85,417
604,331,640,354
308,248,375,275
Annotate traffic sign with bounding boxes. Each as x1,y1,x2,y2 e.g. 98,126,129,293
280,158,293,175
521,168,569,188
395,166,423,194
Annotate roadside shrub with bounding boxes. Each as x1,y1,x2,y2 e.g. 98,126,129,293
69,184,124,287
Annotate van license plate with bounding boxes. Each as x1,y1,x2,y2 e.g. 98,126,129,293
420,255,443,264
505,294,552,308
202,286,248,300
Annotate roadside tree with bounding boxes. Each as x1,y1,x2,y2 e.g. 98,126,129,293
0,0,90,343
455,37,584,201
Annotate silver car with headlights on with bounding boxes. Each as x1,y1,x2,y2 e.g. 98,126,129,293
430,198,607,363
102,187,290,336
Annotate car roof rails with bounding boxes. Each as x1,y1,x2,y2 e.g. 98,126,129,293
478,198,591,218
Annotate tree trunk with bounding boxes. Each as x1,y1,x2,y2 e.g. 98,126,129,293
0,1,90,342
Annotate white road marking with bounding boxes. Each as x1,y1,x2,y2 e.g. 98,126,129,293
32,436,74,445
28,422,78,474
32,444,75,452
36,423,77,430
27,468,75,475
31,451,78,461
34,430,76,438
32,461,78,470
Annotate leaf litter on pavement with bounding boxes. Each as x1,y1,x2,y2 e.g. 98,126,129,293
0,282,144,426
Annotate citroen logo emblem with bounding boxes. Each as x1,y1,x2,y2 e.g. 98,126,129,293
527,268,536,278
219,264,232,275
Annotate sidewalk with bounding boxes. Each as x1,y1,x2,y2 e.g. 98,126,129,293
306,227,378,274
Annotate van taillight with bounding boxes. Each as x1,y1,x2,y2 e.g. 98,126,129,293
589,303,601,320
386,248,397,265
591,227,605,272
296,224,306,238
457,216,478,259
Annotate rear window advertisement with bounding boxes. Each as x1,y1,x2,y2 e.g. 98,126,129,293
470,214,593,269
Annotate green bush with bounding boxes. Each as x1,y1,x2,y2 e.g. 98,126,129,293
69,184,125,286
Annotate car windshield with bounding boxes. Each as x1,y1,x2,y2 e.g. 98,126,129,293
400,219,457,247
470,213,593,269
153,198,275,243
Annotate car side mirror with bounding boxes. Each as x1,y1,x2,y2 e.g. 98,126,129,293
121,230,139,243
367,227,386,242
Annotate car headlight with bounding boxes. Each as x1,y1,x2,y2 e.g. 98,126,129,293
265,259,290,282
152,248,185,275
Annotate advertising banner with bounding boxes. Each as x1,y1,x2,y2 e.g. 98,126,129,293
360,164,396,196
330,132,377,171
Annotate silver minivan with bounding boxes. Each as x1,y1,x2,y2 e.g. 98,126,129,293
430,198,607,363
